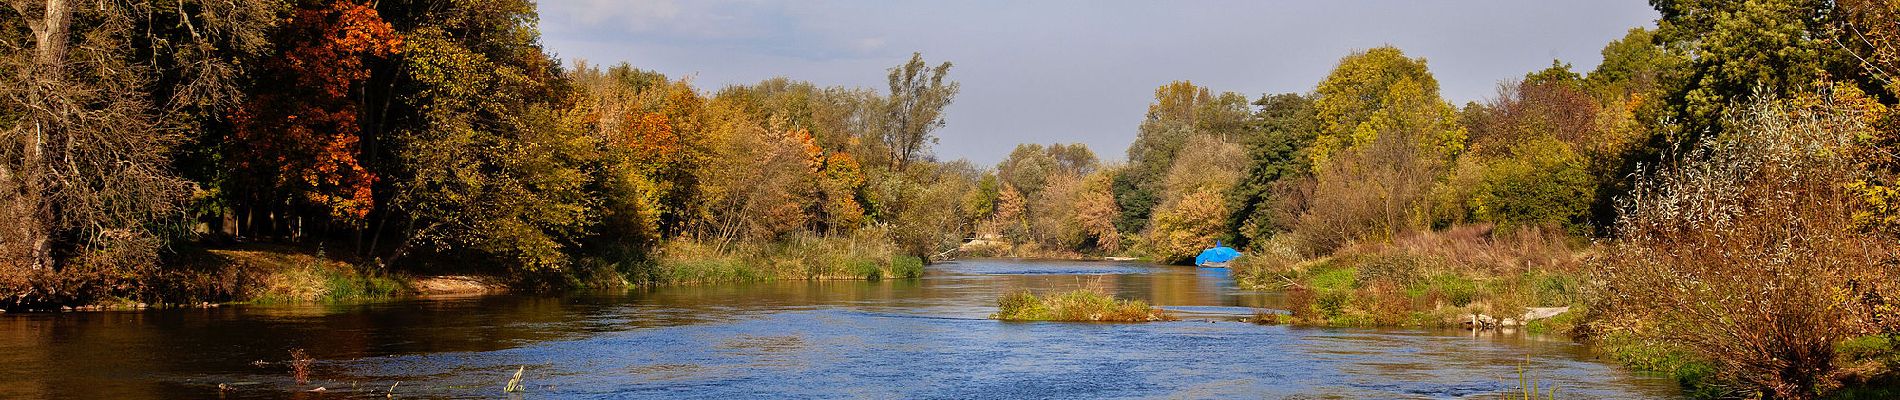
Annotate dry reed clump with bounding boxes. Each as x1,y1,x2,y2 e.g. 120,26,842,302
1594,94,1900,399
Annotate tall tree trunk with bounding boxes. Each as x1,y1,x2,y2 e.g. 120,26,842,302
34,0,70,74
15,0,73,271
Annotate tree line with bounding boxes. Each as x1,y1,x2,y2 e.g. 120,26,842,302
0,0,975,306
5,6,1900,390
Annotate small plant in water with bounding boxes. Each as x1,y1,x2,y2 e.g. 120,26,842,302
289,349,314,385
1504,355,1559,400
503,366,526,393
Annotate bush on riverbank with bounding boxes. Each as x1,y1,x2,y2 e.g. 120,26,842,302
1233,224,1587,328
992,288,1173,322
1588,94,1900,399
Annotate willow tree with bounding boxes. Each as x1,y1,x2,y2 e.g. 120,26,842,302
880,52,958,171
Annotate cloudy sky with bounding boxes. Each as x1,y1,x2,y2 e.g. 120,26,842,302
537,1,1660,165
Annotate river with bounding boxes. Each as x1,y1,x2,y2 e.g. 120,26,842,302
0,259,1678,399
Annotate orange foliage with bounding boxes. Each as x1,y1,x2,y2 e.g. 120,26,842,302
818,151,867,231
230,0,400,223
623,111,681,169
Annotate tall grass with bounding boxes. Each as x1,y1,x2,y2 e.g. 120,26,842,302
992,288,1174,322
626,228,925,286
1503,355,1560,400
243,248,408,304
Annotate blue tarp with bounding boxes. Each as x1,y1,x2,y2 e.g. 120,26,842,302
1194,240,1242,267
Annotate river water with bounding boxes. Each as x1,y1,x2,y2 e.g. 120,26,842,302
0,259,1678,399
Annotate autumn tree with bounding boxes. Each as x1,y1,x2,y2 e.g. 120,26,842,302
1598,90,1900,399
697,102,820,245
1447,63,1600,232
1294,47,1463,251
1116,81,1252,234
869,160,981,258
990,143,1105,252
1146,134,1246,263
1309,46,1465,168
1831,0,1900,235
230,0,401,239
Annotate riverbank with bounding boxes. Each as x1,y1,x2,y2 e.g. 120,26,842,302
10,232,930,312
1232,225,1587,331
604,234,924,286
1230,224,1900,398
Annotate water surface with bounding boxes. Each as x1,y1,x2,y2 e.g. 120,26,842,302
0,259,1676,399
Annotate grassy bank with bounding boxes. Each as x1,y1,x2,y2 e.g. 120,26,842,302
180,245,411,304
604,231,925,286
954,240,1120,261
991,288,1174,322
21,231,929,310
1233,225,1587,330
1589,326,1900,400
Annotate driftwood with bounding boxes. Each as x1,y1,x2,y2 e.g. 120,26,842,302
1465,306,1570,329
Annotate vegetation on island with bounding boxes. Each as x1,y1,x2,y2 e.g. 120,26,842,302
992,288,1173,322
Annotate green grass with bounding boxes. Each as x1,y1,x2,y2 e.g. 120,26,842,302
232,248,409,304
991,288,1174,322
248,264,407,304
628,234,926,286
1595,332,1729,399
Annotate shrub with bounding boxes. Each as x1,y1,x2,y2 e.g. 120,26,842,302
889,256,925,279
1595,93,1900,399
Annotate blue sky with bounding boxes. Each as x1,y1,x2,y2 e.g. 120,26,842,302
537,1,1659,165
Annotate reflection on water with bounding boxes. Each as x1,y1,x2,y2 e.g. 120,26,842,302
0,259,1678,399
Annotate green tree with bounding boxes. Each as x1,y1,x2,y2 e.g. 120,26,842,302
375,0,596,272
1226,93,1319,248
1650,0,1845,136
882,52,958,171
1,0,275,307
